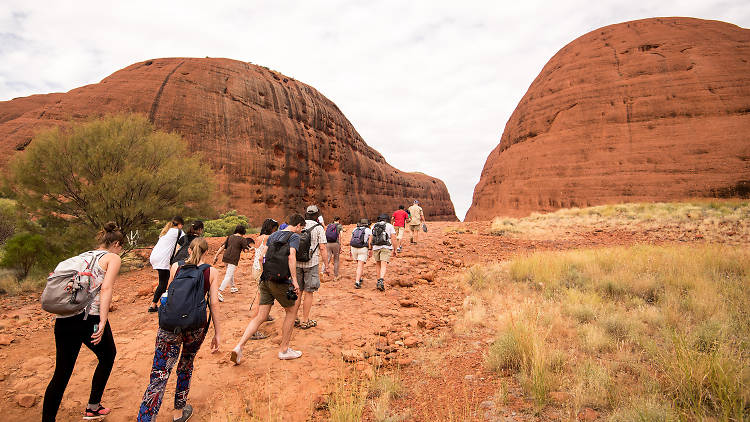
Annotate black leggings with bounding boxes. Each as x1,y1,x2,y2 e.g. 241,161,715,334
42,314,116,422
152,269,171,304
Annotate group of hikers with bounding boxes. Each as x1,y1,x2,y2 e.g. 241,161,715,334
40,201,427,421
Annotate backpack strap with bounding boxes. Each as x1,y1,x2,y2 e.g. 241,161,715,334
196,263,212,334
82,251,109,320
170,229,184,262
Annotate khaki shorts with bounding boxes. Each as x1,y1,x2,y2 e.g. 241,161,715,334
394,226,405,240
351,246,368,262
373,248,391,262
258,279,296,308
408,224,420,232
296,265,320,293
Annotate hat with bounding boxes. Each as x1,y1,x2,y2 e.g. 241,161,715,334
359,218,369,226
378,214,389,222
306,205,319,214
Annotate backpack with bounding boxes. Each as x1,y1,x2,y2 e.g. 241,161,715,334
325,223,339,243
371,222,391,246
262,232,293,283
158,263,210,333
350,226,368,248
171,234,196,264
41,251,108,318
296,223,322,262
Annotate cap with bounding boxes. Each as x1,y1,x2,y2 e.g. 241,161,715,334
378,214,389,222
359,218,369,226
306,205,319,214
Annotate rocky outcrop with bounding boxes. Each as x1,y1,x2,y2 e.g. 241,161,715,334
466,17,750,221
0,58,456,223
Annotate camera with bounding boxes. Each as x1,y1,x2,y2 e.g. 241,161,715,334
286,285,298,301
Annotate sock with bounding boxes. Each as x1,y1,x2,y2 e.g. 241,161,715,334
87,403,99,411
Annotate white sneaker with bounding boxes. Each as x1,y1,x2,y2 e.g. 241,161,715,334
230,287,239,293
278,348,302,360
230,347,243,365
217,291,225,302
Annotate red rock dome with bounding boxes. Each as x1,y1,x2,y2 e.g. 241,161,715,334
466,17,750,221
0,58,456,223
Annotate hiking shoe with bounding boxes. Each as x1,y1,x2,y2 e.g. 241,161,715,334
278,348,302,360
397,246,402,253
173,404,193,422
83,405,111,420
354,280,362,289
230,347,243,365
217,291,225,302
230,287,239,293
377,279,385,291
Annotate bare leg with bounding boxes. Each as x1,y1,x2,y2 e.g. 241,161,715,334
279,302,300,353
379,261,387,279
355,260,365,282
302,291,314,321
235,305,272,350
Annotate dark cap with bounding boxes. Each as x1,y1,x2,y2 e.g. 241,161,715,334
359,218,369,226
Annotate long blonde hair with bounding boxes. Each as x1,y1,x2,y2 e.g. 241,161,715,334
159,216,185,237
185,238,208,266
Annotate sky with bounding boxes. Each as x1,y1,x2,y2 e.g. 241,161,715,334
1,1,749,220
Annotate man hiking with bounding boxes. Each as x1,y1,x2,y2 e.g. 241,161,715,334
324,216,344,280
407,200,426,244
370,214,396,291
295,205,328,329
350,219,372,289
391,205,409,254
230,213,306,363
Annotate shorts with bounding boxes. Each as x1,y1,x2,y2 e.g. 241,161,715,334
394,226,405,240
296,265,320,293
408,224,420,232
351,246,368,262
373,248,391,262
258,279,296,308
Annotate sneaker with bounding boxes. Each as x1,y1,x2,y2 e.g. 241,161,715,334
173,404,193,422
230,347,243,365
377,278,385,291
278,348,302,360
354,280,362,289
83,405,111,420
230,287,239,293
397,246,402,253
217,291,225,302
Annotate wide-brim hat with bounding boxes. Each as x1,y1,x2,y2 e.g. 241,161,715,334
359,218,369,226
306,205,320,215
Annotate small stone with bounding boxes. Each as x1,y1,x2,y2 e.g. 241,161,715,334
108,303,117,312
0,335,15,346
397,358,412,366
136,286,152,297
464,375,474,381
403,337,419,348
408,319,419,328
399,299,416,308
578,407,600,421
341,350,364,363
398,279,415,287
479,400,495,409
394,340,405,347
17,393,37,408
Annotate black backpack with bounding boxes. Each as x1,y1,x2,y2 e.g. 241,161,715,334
296,223,322,262
262,232,293,283
350,226,368,248
171,234,197,265
159,263,210,334
371,222,390,246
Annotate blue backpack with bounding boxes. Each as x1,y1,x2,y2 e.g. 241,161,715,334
159,263,211,333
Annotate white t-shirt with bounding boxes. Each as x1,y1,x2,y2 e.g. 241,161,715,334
296,220,327,268
372,223,396,250
149,227,183,270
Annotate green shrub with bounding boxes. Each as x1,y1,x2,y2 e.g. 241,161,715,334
0,198,16,245
1,232,53,279
204,210,253,237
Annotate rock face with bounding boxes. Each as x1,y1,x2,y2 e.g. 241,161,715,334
0,58,456,223
466,18,750,221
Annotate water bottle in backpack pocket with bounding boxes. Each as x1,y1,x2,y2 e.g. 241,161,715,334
41,251,107,318
158,263,210,333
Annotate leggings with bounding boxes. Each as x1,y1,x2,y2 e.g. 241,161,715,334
137,327,206,422
152,269,171,303
42,314,116,422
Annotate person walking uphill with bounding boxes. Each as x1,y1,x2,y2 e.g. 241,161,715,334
171,220,204,264
296,205,328,329
213,224,253,302
42,223,123,422
149,216,184,313
137,238,223,422
371,214,396,291
391,205,409,254
351,219,372,289
324,216,344,279
407,200,426,244
230,213,306,363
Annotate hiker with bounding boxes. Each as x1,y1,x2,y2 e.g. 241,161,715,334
370,214,396,291
171,220,204,264
247,218,279,339
212,224,253,302
324,216,344,279
230,213,306,363
137,238,222,422
42,223,123,422
350,219,372,289
295,205,328,329
407,200,426,244
391,205,409,254
148,216,185,313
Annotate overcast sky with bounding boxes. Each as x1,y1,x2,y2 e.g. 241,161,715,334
1,1,749,219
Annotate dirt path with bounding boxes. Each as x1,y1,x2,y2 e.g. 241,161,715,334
0,221,724,421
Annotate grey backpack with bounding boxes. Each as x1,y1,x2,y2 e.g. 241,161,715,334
41,251,107,318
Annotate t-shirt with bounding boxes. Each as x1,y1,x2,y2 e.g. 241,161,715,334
297,220,327,269
150,228,183,270
372,223,396,250
408,204,424,225
266,230,301,251
392,210,409,227
222,234,251,266
350,226,372,248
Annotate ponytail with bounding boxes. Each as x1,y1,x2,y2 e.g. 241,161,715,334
184,238,208,266
159,216,185,237
97,222,124,248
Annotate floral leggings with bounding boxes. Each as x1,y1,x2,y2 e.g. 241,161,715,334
136,327,206,422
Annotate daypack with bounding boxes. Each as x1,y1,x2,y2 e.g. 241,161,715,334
262,232,293,283
325,223,339,243
159,263,210,333
371,222,391,246
41,251,107,318
296,223,322,262
350,226,368,248
171,234,196,264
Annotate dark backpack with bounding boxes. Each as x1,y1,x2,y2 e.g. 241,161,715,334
262,232,293,283
159,263,210,334
371,222,390,246
296,223,322,262
350,226,368,248
325,223,339,243
171,234,197,265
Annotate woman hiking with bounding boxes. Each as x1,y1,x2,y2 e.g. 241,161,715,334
247,218,279,339
148,216,185,313
137,238,222,422
212,224,253,302
42,222,123,422
172,220,204,264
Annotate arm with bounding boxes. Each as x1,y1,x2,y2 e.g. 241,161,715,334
213,244,225,264
319,230,329,274
288,247,300,292
91,253,122,345
208,267,222,353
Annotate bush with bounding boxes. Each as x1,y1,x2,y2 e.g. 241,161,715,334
0,232,53,280
204,210,253,237
0,199,16,245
